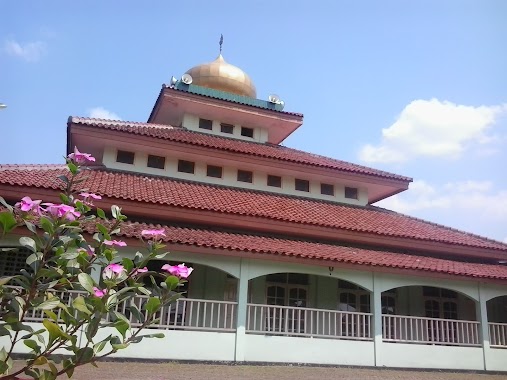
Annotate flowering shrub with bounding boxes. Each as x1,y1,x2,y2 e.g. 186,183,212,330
0,150,192,379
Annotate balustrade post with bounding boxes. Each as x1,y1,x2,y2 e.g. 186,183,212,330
234,259,249,362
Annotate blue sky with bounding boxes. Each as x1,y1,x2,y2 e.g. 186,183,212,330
1,1,506,243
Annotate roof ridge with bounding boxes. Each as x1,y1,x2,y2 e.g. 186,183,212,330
369,204,507,247
0,164,68,171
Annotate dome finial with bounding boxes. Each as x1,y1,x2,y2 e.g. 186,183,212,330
219,34,224,54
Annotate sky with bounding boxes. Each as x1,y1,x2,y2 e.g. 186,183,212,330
1,1,506,243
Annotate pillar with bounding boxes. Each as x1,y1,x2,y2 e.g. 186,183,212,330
234,259,249,362
477,282,490,370
372,272,383,367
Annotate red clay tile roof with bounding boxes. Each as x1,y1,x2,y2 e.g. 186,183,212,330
105,222,507,281
0,165,505,252
69,117,412,182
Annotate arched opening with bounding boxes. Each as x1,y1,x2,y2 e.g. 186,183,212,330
247,272,372,340
381,285,479,346
487,295,507,347
117,260,239,333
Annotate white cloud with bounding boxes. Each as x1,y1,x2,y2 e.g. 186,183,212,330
359,99,507,164
88,107,121,120
376,180,507,221
503,237,507,244
4,39,46,62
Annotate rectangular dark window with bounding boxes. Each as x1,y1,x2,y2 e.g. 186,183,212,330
295,179,310,192
220,123,234,134
267,175,282,188
237,170,253,183
116,150,135,165
206,165,223,178
199,118,213,130
345,187,358,199
147,155,165,169
321,183,334,196
241,127,254,138
177,160,195,174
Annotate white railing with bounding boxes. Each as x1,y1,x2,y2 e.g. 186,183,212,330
110,296,237,332
382,314,480,346
246,303,372,340
489,323,507,348
18,289,237,333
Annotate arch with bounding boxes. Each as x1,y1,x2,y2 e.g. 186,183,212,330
377,277,479,302
486,295,507,323
380,285,478,321
247,265,373,291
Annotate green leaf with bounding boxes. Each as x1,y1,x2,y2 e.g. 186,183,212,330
43,310,58,321
25,221,37,234
114,319,130,339
43,319,61,346
128,304,143,322
96,208,106,219
63,358,74,378
138,286,151,296
122,257,134,272
165,275,180,291
72,296,92,315
0,211,16,235
24,339,41,353
111,342,129,350
140,332,165,338
67,162,78,175
96,223,109,236
0,196,13,212
61,251,79,260
93,335,112,354
85,315,101,340
78,273,95,293
75,347,94,364
145,297,161,315
43,319,70,346
0,276,13,286
39,217,54,234
35,298,61,310
19,236,37,252
26,252,43,271
111,205,121,219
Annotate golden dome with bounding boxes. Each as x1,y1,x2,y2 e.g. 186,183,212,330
185,54,257,98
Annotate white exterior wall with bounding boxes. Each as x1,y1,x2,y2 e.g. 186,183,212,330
379,343,484,370
102,146,368,206
244,335,374,366
182,113,268,143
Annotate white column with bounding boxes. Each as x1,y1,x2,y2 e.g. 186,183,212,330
234,259,249,362
372,272,383,367
477,282,490,370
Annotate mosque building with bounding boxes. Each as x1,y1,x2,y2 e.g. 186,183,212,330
1,44,507,371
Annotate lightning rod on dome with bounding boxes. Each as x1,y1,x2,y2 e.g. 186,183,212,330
219,34,223,53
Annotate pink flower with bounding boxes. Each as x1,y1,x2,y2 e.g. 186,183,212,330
67,147,96,164
141,229,166,238
93,287,107,298
102,263,127,281
161,263,193,279
103,240,127,247
133,267,148,276
15,196,42,214
43,203,81,221
79,192,102,200
77,246,95,256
